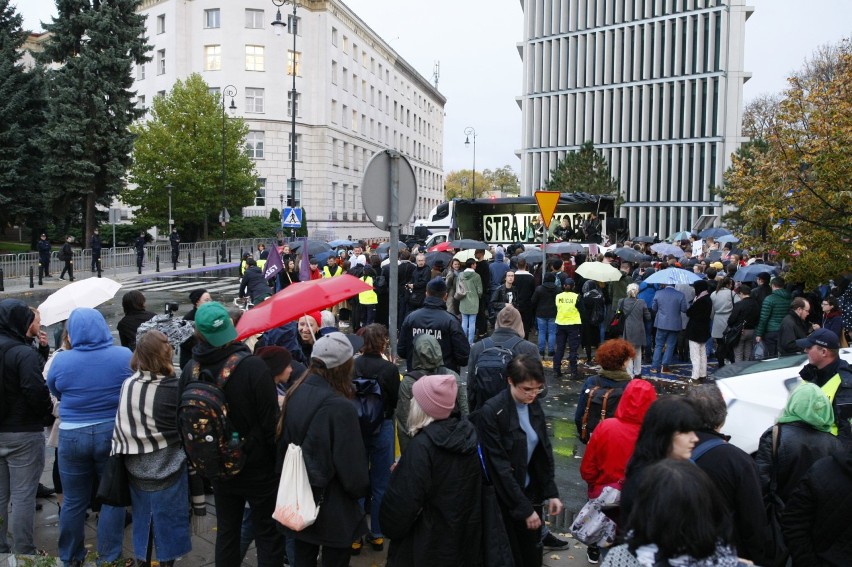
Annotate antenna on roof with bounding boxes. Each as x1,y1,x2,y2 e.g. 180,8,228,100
432,60,440,90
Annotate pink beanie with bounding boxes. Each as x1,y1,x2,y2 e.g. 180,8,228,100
412,374,457,420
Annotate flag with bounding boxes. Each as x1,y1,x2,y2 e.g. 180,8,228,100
299,237,311,281
263,239,283,281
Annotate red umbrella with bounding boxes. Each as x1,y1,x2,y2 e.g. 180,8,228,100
235,274,372,340
428,241,453,252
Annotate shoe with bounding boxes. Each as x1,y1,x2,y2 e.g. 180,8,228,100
35,502,42,511
662,366,671,373
367,534,384,551
37,483,55,498
542,532,570,550
69,277,75,282
587,545,601,563
351,538,362,555
59,277,65,280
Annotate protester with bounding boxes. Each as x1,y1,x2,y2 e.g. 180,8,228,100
490,269,518,323
574,339,636,436
755,277,792,359
380,374,482,566
727,284,760,362
650,284,688,373
820,296,843,337
685,279,712,381
117,290,156,351
531,272,559,358
779,297,816,356
459,259,484,345
620,283,651,378
445,258,463,316
710,277,739,368
512,258,537,338
296,311,322,361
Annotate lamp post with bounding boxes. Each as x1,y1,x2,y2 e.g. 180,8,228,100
272,0,299,237
220,85,236,262
166,183,173,234
464,126,477,199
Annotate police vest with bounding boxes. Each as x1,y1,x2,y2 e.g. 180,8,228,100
359,276,378,305
821,374,843,436
323,265,343,278
555,292,581,325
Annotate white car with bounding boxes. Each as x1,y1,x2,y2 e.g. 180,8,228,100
714,348,852,454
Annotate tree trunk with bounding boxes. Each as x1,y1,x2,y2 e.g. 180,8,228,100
85,192,96,247
203,217,208,240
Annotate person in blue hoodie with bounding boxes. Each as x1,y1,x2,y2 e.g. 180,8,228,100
47,308,132,567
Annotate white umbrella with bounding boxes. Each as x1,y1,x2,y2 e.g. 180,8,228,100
453,249,492,262
575,262,622,282
37,277,122,326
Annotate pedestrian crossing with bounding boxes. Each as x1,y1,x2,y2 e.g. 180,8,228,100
119,275,241,298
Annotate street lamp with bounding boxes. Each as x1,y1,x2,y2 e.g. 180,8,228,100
166,183,173,234
464,126,477,199
272,0,299,235
221,85,236,262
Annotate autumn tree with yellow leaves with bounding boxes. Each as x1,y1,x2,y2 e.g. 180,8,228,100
721,42,852,286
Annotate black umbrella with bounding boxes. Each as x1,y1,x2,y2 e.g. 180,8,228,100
517,249,550,264
632,235,656,243
450,238,489,250
613,247,650,263
290,239,332,256
424,251,452,269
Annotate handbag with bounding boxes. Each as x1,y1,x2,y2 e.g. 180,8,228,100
606,299,637,339
570,486,620,547
96,453,131,507
723,321,745,348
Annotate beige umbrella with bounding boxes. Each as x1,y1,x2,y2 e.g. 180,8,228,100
575,262,622,282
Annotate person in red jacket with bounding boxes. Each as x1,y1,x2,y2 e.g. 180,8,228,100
579,378,657,563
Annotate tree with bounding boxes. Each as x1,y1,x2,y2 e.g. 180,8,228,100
38,0,149,245
544,141,619,196
0,0,46,236
722,41,852,286
125,74,259,238
444,169,486,200
481,165,520,195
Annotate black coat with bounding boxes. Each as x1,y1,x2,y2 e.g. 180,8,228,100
116,310,156,351
531,281,559,319
685,294,713,343
380,417,483,567
728,296,760,330
90,234,102,253
277,373,369,547
59,242,73,262
512,271,537,310
239,266,270,303
778,311,810,356
475,389,558,522
781,451,852,566
37,239,51,259
408,265,432,307
398,297,470,372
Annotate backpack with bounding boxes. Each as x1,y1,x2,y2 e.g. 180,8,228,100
583,287,605,325
469,336,522,412
579,377,627,444
351,375,385,438
454,276,468,301
373,273,388,294
178,352,250,480
0,343,22,423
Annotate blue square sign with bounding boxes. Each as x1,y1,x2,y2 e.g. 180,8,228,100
281,207,303,228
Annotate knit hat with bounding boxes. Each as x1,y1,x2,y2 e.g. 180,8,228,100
301,311,322,329
412,374,457,420
495,304,525,338
195,302,237,347
426,277,447,295
255,346,292,378
311,332,354,369
189,288,208,306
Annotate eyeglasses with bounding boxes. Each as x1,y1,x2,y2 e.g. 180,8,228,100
514,384,545,395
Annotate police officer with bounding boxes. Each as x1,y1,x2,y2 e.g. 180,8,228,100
90,229,102,272
37,233,52,277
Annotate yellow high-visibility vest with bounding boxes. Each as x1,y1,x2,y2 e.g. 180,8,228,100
555,291,581,325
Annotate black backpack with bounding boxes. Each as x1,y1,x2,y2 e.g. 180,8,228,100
178,352,249,480
0,343,22,423
469,336,522,412
352,375,385,438
578,377,627,444
583,287,605,325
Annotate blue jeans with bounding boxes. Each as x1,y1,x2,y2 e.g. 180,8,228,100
0,431,45,554
362,419,394,537
652,329,679,370
58,422,126,566
462,313,477,344
536,317,556,354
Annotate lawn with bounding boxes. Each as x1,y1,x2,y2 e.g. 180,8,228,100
0,241,34,255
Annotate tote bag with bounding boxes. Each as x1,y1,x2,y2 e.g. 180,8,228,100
272,443,320,531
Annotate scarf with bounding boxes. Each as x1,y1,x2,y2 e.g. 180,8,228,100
599,369,632,382
111,370,181,455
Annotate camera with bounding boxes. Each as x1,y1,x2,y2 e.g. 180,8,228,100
164,302,179,315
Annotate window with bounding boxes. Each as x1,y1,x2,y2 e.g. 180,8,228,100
136,63,145,80
331,27,338,46
342,67,348,90
343,36,349,53
255,178,266,206
204,9,220,29
288,133,302,161
246,131,264,159
208,87,220,97
286,180,302,207
156,14,165,34
287,91,300,117
157,90,166,98
331,61,338,84
157,49,166,74
245,88,264,113
287,50,301,76
331,100,337,123
245,45,264,71
245,9,264,29
288,14,300,35
204,45,221,71
136,95,145,110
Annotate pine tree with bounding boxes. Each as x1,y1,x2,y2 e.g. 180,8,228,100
38,0,149,243
544,140,619,197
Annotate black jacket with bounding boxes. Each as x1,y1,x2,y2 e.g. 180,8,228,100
59,242,73,262
239,265,270,303
90,234,102,253
408,265,432,307
116,310,156,351
134,236,146,254
778,311,810,356
380,417,483,567
277,373,369,547
752,283,771,307
781,451,852,567
37,239,51,259
475,389,558,522
398,296,470,372
728,296,760,330
354,353,400,421
692,431,771,565
0,300,53,432
800,359,852,442
530,281,559,318
685,294,713,343
512,271,537,310
183,342,279,493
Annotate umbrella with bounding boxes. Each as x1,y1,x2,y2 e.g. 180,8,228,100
453,249,492,263
449,239,489,250
613,247,650,263
650,243,685,258
642,267,701,285
376,242,391,254
428,241,453,253
705,250,723,262
37,277,122,327
135,314,195,349
424,251,452,269
328,239,356,248
575,262,622,282
517,249,550,264
733,264,779,283
668,231,694,242
545,242,585,255
632,235,656,243
235,275,371,340
716,234,740,244
290,239,332,256
699,227,732,239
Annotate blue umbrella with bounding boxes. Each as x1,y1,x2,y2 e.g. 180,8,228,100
733,264,779,283
642,268,701,285
716,234,740,244
699,227,732,239
328,239,356,248
668,231,694,242
651,242,685,258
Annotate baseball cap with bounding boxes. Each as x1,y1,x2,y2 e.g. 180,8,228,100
318,327,364,353
311,332,354,369
195,302,237,347
795,328,840,350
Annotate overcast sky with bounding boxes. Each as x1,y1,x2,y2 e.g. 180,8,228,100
18,0,852,176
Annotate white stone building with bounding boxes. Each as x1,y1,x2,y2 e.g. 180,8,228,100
135,0,446,239
518,0,751,237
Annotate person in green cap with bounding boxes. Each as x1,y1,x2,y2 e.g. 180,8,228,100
754,382,842,505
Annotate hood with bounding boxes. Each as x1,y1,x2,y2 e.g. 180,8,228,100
541,281,558,291
773,288,792,300
192,340,250,366
614,379,658,425
460,270,477,280
778,382,835,432
0,299,34,343
67,308,116,351
412,334,443,371
422,417,478,454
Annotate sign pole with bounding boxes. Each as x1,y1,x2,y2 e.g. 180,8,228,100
388,150,400,360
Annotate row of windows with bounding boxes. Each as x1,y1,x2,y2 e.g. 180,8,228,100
245,131,301,161
157,9,301,33
526,0,723,39
254,179,302,208
527,11,723,94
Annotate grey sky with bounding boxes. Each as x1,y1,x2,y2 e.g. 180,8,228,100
18,0,852,176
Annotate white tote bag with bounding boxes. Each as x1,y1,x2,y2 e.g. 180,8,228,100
272,443,320,531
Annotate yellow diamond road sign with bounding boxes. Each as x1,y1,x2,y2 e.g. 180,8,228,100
534,191,561,229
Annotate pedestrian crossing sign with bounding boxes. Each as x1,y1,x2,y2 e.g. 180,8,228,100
281,207,303,228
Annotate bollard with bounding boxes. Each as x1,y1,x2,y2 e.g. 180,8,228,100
138,262,142,275
30,266,34,289
228,249,232,262
156,255,160,273
188,252,192,269
97,259,102,278
173,258,177,271
202,252,206,267
0,268,4,291
38,265,43,286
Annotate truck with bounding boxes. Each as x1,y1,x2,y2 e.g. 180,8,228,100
413,193,619,245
